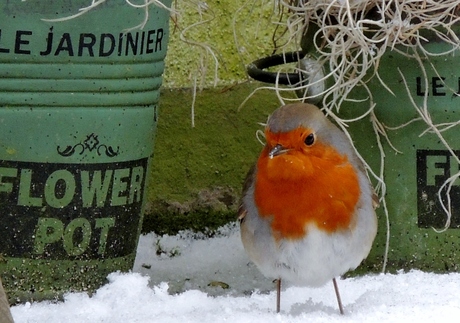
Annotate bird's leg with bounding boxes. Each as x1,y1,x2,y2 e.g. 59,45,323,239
332,278,344,315
276,278,281,313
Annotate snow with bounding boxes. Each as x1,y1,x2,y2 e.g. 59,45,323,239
10,223,460,322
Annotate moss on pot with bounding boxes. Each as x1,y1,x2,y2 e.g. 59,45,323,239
142,82,284,235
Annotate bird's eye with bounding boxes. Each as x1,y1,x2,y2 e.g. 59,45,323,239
304,133,315,146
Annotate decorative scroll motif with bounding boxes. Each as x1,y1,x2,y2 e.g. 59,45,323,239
57,133,119,157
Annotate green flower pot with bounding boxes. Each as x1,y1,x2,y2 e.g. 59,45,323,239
0,0,171,302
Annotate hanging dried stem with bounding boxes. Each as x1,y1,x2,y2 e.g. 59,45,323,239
273,0,460,110
41,0,174,24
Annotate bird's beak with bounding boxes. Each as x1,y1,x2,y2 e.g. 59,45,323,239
268,144,289,159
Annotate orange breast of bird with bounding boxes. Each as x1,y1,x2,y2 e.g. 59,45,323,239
254,128,360,240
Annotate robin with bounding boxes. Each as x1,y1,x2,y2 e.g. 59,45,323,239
239,103,378,314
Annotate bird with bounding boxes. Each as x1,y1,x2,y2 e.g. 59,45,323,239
238,102,378,314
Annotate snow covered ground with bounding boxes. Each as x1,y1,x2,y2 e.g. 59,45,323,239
10,223,460,322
